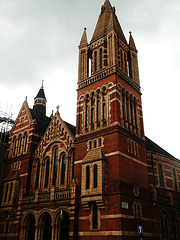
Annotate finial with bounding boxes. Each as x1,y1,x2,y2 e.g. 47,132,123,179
84,27,86,31
25,96,27,101
56,105,60,113
41,80,44,89
129,31,132,35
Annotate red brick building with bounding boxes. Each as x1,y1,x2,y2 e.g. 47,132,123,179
0,0,180,239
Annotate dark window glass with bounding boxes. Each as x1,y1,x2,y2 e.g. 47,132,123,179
4,183,9,202
8,182,13,202
97,100,100,122
35,161,40,190
100,48,103,70
86,166,90,189
94,51,97,72
53,148,58,186
91,108,94,124
94,165,97,188
158,164,164,187
61,154,66,185
103,103,106,120
172,168,177,190
44,158,50,188
92,203,98,229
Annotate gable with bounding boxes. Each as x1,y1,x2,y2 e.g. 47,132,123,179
10,99,33,134
34,109,75,158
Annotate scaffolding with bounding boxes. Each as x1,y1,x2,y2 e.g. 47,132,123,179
0,107,14,143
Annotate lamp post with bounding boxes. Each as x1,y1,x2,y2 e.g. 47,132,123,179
5,214,10,240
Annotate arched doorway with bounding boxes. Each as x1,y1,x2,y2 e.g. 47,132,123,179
22,213,35,240
27,215,35,240
41,213,52,240
56,210,69,240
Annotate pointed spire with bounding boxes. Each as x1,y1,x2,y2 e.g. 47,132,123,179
129,32,137,52
35,83,46,100
91,0,127,43
79,28,88,47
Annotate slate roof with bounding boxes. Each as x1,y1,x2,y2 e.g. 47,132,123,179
145,136,175,159
64,121,76,136
29,108,51,135
34,87,46,100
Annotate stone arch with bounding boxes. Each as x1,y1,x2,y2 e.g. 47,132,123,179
38,210,53,240
21,211,36,240
54,209,70,240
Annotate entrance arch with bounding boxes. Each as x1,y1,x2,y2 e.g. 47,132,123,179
40,213,52,240
21,213,35,240
56,210,70,240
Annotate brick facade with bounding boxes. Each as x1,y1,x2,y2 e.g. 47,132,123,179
0,1,180,240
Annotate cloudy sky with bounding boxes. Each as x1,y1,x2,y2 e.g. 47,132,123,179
0,0,180,159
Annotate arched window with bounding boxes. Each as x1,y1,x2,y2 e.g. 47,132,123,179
160,212,169,240
91,108,94,125
124,53,127,74
61,154,66,185
53,148,58,186
94,164,98,188
35,161,40,190
100,48,103,70
86,166,90,190
24,132,28,152
8,182,13,202
4,183,9,203
158,163,164,187
18,134,22,154
172,168,178,191
72,152,75,180
13,137,17,156
26,214,35,240
44,158,50,188
103,103,106,121
97,100,100,122
133,202,142,219
94,51,97,72
92,202,98,230
41,214,52,240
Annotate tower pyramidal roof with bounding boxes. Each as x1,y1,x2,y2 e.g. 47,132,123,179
91,0,127,43
35,82,46,100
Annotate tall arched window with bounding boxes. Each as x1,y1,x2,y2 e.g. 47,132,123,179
8,182,13,202
94,51,97,72
24,132,28,152
158,163,164,187
53,148,58,186
172,168,177,191
18,134,22,154
44,158,50,188
160,212,169,240
92,202,98,229
94,164,98,188
103,103,106,123
97,100,100,123
35,161,40,190
91,108,94,125
4,183,9,203
86,166,90,189
61,154,66,185
13,137,17,156
100,48,103,70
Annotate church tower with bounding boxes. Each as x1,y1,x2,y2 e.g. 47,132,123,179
75,0,149,235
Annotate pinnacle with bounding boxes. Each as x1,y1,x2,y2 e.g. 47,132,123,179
129,32,137,51
79,27,88,47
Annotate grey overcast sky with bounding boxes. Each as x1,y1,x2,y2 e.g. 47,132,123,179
0,0,180,159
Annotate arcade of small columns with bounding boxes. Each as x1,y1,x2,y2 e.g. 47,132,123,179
78,83,141,136
20,209,70,240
